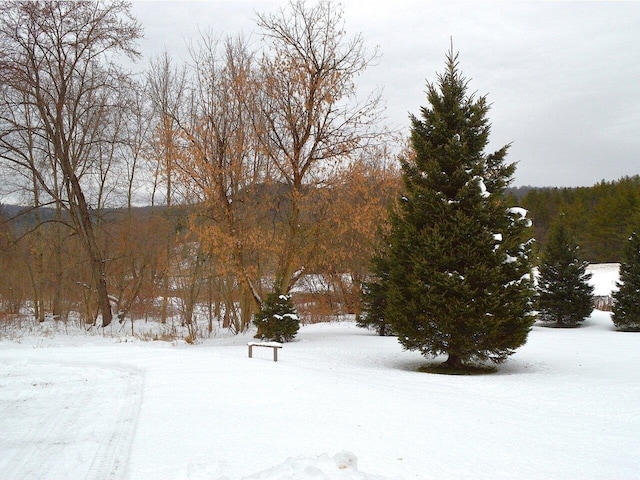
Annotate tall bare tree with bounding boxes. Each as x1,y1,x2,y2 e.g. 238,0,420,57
146,51,191,323
0,1,142,327
147,51,189,207
255,0,383,293
171,35,270,327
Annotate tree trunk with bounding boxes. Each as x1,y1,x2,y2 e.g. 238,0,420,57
240,285,258,332
31,174,46,322
444,353,464,368
51,207,64,321
275,187,301,294
66,170,113,327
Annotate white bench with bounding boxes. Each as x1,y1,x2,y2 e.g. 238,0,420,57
248,342,283,362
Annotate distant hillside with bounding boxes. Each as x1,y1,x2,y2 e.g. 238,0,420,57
506,185,538,200
0,204,59,233
4,176,639,263
516,176,640,263
0,182,311,235
0,203,183,235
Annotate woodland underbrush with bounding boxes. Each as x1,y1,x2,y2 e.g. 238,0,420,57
0,310,220,343
0,293,351,343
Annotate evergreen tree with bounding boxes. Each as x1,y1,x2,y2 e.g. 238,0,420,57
253,293,300,342
612,232,640,330
358,252,394,336
374,50,536,369
537,222,594,326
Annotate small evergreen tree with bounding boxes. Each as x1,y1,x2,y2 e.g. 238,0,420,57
612,232,640,330
372,50,536,369
358,253,394,336
253,293,300,342
537,222,594,326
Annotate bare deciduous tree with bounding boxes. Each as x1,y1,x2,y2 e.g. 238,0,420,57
146,51,189,323
0,1,142,327
173,35,269,328
147,51,189,208
255,0,383,293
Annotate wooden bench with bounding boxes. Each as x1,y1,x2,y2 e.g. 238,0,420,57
247,342,283,362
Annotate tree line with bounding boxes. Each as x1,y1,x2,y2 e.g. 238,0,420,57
0,1,637,345
0,0,398,337
515,175,640,263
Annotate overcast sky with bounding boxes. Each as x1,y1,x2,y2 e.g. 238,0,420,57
131,1,640,188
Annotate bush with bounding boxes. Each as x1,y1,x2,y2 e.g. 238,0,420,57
253,293,300,342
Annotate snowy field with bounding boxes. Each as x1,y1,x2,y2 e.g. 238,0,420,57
1,264,639,479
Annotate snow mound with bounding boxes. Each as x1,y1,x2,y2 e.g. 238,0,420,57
244,452,394,480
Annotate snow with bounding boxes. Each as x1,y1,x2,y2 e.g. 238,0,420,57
1,264,637,479
507,207,528,218
247,341,283,348
492,233,502,252
473,176,490,198
504,254,518,264
507,207,532,227
272,313,299,321
243,452,389,480
587,262,619,296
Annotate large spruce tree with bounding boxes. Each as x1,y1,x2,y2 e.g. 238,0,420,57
536,222,594,327
612,232,640,330
369,50,536,369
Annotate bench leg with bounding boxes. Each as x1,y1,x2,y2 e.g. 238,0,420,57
273,347,278,362
248,344,253,358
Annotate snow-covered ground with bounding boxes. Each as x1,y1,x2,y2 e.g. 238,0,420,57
1,264,638,479
586,262,619,296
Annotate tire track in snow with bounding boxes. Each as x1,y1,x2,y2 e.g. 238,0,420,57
0,361,143,480
82,364,143,480
0,364,95,480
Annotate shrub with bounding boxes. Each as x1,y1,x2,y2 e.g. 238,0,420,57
253,293,300,342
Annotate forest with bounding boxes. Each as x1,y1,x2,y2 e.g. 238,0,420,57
0,1,637,339
516,175,640,262
3,171,638,335
0,0,401,337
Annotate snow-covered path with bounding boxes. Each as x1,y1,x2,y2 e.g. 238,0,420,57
1,310,639,479
0,358,142,480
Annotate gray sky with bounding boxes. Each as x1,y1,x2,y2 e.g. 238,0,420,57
131,0,640,188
